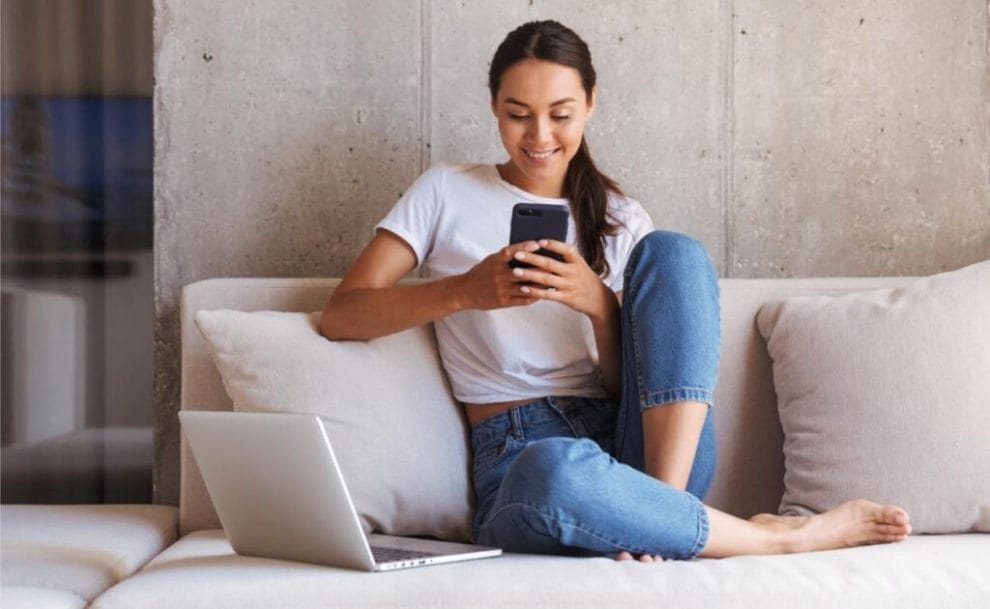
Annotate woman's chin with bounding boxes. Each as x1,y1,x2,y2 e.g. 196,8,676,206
516,158,564,180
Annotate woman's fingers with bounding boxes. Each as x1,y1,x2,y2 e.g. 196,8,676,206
511,247,567,275
501,241,542,263
537,239,579,262
512,266,562,289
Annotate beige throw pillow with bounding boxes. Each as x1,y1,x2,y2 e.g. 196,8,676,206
757,260,990,533
194,309,474,542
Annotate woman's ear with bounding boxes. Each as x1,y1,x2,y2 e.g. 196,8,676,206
587,86,597,119
490,97,498,116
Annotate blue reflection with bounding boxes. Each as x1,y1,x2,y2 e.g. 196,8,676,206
1,96,153,251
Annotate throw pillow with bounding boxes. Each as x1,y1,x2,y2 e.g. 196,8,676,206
194,309,474,542
756,260,990,533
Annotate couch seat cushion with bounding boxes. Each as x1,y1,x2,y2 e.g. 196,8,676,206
1,505,178,603
91,530,989,609
0,586,88,609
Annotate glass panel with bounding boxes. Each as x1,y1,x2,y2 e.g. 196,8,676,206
1,0,153,503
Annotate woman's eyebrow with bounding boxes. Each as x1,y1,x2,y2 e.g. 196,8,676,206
504,97,576,108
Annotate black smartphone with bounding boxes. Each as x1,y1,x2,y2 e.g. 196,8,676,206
508,203,570,270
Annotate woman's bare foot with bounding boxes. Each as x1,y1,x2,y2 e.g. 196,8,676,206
614,551,665,562
748,512,809,531
785,500,911,553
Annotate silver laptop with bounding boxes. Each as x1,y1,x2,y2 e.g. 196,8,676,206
179,410,501,571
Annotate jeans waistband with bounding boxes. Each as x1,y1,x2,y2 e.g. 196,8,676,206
469,396,583,446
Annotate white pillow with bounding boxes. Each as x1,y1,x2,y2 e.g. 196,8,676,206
194,309,473,542
757,260,990,533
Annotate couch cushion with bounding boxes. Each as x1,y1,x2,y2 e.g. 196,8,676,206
91,529,990,609
757,260,990,533
0,587,87,609
1,505,178,603
194,308,473,542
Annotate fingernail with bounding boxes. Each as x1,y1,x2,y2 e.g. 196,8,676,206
512,268,523,276
515,252,525,260
521,286,530,294
539,239,548,246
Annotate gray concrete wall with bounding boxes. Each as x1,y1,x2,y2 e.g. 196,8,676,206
153,0,990,504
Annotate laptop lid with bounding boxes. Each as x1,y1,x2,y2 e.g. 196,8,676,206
180,410,501,571
180,410,376,570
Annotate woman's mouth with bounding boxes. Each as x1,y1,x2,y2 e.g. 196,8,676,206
523,148,559,161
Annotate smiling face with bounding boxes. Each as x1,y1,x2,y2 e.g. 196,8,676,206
491,58,596,198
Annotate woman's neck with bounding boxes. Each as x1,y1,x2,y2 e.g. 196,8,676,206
496,162,565,199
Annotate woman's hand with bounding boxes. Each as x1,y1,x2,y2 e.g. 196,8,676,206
457,241,544,310
508,239,615,323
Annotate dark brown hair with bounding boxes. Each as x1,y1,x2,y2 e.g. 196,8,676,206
488,20,623,278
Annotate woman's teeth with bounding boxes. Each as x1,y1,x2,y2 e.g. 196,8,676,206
525,149,557,160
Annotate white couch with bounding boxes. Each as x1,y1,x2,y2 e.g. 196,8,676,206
4,276,988,608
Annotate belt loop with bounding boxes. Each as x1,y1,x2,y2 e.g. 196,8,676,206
509,407,524,440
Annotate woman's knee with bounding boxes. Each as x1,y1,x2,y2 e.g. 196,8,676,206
625,230,718,300
626,230,715,281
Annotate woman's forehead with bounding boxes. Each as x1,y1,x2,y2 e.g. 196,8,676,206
496,59,586,105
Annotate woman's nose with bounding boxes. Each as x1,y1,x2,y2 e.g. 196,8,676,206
527,117,553,145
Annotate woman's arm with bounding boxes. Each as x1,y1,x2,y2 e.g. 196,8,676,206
320,230,464,340
590,289,622,401
321,229,542,341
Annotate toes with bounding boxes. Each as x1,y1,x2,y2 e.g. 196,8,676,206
876,523,911,536
616,551,665,563
883,505,910,525
872,503,909,525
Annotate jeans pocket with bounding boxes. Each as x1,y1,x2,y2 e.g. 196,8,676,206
472,432,524,481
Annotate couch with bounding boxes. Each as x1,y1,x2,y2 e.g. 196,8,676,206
3,275,988,609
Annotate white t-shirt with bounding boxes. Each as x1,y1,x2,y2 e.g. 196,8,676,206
374,163,654,404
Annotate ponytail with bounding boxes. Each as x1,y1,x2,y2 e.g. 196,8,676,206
564,138,623,278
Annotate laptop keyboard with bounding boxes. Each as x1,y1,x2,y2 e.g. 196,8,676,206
371,545,440,563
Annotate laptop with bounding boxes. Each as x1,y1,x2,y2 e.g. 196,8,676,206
179,410,501,571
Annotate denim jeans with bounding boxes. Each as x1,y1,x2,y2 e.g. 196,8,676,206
471,230,721,560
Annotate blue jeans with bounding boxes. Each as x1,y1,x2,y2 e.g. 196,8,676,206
471,231,721,559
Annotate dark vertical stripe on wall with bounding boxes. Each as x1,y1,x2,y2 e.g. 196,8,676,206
721,0,735,278
417,0,431,280
420,0,431,174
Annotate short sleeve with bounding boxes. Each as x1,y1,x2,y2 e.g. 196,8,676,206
607,197,655,292
373,165,444,268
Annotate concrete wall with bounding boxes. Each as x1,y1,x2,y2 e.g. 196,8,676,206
153,0,990,504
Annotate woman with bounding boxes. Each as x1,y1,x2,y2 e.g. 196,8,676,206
321,19,911,562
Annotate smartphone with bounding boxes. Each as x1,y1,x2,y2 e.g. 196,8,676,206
508,203,570,270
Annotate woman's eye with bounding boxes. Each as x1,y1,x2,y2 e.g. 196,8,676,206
508,114,571,121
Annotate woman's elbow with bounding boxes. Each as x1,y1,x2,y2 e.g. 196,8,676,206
320,293,349,340
319,307,339,340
